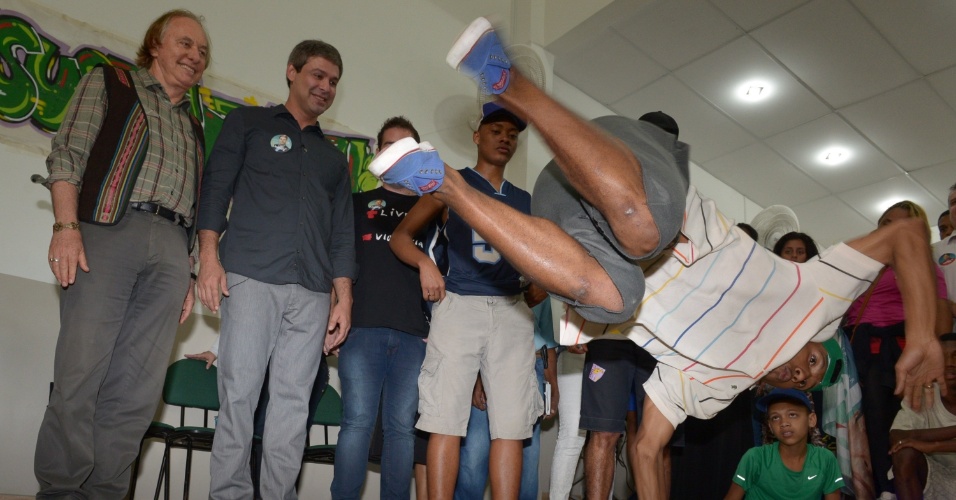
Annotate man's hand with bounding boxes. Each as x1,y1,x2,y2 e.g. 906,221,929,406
543,348,559,419
324,278,353,355
419,262,446,303
895,336,945,411
524,283,548,308
889,437,937,454
471,376,487,411
185,350,217,369
47,182,88,287
180,275,196,324
567,344,588,355
48,229,89,287
197,229,228,312
325,304,350,354
197,260,229,312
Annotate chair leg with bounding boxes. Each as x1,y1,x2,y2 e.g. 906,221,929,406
130,447,141,498
155,437,172,500
183,439,193,500
163,444,173,500
165,442,171,500
153,442,168,500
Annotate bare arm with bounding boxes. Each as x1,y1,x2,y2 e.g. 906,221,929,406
390,195,447,302
846,218,945,409
890,425,956,454
824,490,841,500
723,482,745,500
48,181,89,287
325,276,353,354
197,229,229,312
890,437,956,455
937,298,951,335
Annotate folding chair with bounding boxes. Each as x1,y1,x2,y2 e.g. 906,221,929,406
130,419,175,499
130,358,219,499
164,358,219,499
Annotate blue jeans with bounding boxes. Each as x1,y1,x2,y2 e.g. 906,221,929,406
331,328,427,499
455,358,545,500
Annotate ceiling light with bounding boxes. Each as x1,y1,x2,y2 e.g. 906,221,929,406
736,80,773,103
817,146,851,166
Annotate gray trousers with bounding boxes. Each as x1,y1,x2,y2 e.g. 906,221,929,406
34,211,190,499
209,274,329,500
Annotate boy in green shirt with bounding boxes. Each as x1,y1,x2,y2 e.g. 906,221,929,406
726,389,843,500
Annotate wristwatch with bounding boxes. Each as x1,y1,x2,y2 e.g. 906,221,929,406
53,221,81,232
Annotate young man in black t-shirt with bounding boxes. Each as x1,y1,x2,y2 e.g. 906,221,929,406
330,117,435,498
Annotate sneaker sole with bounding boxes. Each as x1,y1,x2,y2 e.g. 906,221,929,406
369,137,420,178
446,17,494,71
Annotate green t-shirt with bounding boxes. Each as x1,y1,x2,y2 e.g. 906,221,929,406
732,442,843,499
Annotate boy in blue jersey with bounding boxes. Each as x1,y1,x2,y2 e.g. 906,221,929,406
389,102,542,499
726,389,843,500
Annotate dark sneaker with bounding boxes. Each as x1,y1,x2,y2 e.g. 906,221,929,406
369,137,444,196
446,17,511,95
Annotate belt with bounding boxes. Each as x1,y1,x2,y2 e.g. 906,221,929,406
129,202,184,226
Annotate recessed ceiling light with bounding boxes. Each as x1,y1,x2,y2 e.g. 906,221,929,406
736,80,773,103
817,146,851,166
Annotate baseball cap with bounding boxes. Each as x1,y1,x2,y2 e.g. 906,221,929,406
638,111,679,138
480,102,526,131
812,337,844,391
756,388,813,414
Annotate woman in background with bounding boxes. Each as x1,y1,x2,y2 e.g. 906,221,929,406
843,200,950,496
772,231,820,263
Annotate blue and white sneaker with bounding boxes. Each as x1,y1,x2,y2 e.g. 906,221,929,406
369,137,444,196
446,17,511,95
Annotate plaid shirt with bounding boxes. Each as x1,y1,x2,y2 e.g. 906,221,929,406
47,67,200,224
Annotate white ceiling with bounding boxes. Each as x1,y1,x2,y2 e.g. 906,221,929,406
543,0,956,246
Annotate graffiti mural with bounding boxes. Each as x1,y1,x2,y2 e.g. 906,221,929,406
0,13,132,134
0,10,375,192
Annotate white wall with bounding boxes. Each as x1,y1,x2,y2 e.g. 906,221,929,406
0,0,762,497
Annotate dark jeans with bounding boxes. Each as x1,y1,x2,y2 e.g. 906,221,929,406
331,327,427,499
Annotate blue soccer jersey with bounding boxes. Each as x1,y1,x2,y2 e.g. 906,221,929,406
442,167,530,296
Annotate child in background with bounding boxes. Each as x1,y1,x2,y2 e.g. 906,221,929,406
726,389,843,500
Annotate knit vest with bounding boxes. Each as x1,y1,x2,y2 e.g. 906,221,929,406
77,65,205,249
